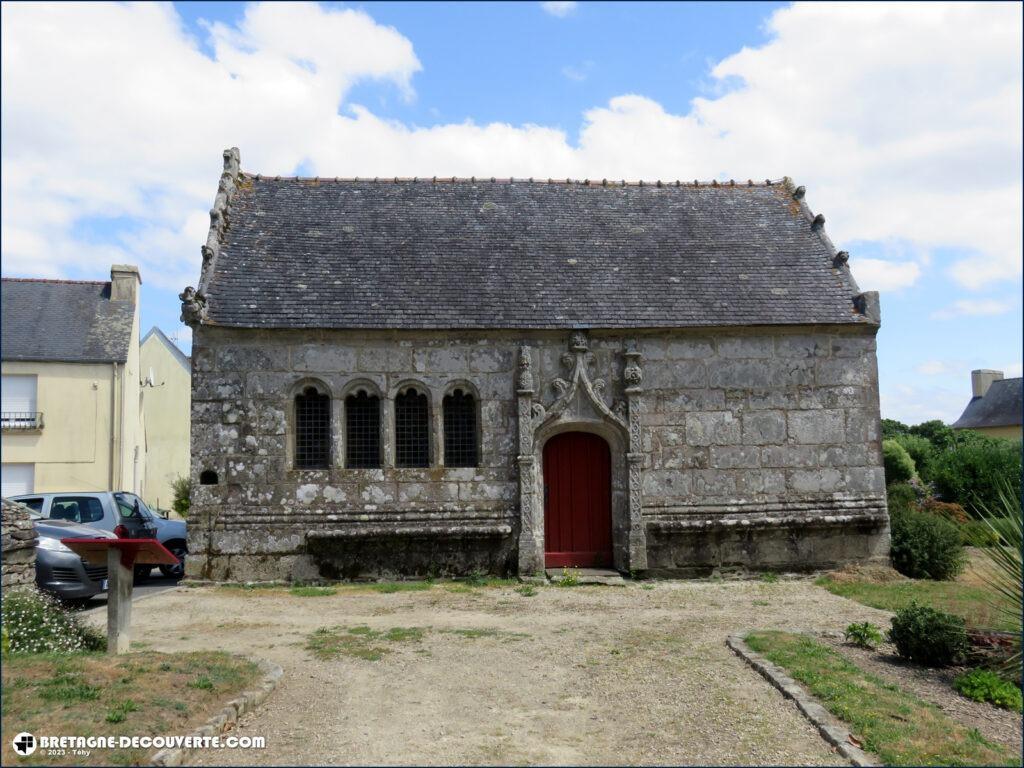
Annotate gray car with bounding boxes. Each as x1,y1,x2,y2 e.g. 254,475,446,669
33,518,116,601
12,491,187,580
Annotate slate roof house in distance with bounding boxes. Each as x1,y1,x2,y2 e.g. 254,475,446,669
952,370,1022,440
181,148,888,581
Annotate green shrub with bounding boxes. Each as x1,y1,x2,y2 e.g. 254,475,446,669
886,482,918,514
1,588,105,654
883,439,917,485
908,420,956,452
953,669,1023,712
930,433,1022,512
890,507,966,580
893,433,936,481
844,621,884,649
171,476,191,518
889,602,969,667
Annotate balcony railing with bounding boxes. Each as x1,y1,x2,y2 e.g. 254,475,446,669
1,412,43,430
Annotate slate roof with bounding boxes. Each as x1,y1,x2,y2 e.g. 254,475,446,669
1,279,135,363
952,377,1023,430
202,175,870,330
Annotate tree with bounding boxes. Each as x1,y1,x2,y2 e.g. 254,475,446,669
881,418,910,440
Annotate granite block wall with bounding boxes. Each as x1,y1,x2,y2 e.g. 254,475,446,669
187,326,887,581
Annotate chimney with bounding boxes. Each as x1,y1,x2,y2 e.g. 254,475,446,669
971,369,1003,399
110,264,141,303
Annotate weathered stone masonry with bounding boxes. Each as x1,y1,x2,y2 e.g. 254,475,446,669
187,325,887,581
182,149,889,581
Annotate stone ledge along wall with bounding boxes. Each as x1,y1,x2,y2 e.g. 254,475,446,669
187,326,888,581
2,498,38,587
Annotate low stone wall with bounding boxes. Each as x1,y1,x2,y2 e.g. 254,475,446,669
2,498,38,588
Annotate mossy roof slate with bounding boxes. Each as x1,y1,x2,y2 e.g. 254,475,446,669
203,176,871,330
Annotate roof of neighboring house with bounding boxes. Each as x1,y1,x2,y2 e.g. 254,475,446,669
952,377,1023,430
141,326,191,371
1,278,135,363
196,168,875,330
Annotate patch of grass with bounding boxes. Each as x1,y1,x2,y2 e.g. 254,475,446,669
104,699,139,724
745,631,1015,766
37,671,100,703
370,581,433,594
306,625,425,661
759,571,780,583
0,651,260,766
816,575,1017,631
515,584,537,597
953,669,1023,712
187,676,214,691
445,628,529,642
752,599,770,607
640,583,655,591
289,585,337,597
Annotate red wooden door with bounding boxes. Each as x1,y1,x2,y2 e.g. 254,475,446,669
543,432,612,568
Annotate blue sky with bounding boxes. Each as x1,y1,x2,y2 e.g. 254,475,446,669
2,1,1021,424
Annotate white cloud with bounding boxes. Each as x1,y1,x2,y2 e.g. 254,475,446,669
881,382,969,424
1,2,420,289
541,2,578,18
1,1,1021,300
849,258,921,292
1003,362,1023,378
930,298,1012,320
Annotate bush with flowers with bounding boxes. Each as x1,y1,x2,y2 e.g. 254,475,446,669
1,587,104,655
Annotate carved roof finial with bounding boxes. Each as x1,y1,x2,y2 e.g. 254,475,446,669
811,213,825,231
793,185,806,200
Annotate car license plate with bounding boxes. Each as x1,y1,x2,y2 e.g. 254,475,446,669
100,579,108,591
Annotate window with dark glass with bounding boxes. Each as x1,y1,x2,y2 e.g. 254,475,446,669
443,389,478,467
295,386,331,469
395,389,429,468
345,391,381,468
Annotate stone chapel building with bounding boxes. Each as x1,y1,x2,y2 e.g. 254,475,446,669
181,148,889,581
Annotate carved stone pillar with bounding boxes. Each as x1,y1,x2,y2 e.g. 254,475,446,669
624,345,648,570
515,346,544,576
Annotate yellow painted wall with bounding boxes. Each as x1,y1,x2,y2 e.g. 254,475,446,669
119,297,144,496
2,361,118,491
140,332,191,511
970,425,1022,441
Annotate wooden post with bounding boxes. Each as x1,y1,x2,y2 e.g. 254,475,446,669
106,548,133,654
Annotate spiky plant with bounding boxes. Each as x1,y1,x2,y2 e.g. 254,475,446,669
968,478,1022,676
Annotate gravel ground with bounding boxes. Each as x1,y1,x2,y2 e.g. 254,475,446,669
91,578,898,766
823,636,1023,755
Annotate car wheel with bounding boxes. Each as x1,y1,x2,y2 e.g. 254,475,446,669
159,544,187,580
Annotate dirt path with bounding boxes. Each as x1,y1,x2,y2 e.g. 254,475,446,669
96,579,894,765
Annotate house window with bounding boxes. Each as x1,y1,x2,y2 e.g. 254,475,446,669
395,389,429,468
444,389,478,467
1,375,40,429
345,391,381,468
295,386,331,469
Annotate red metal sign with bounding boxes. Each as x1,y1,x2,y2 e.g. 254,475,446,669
61,538,179,568
543,432,613,568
